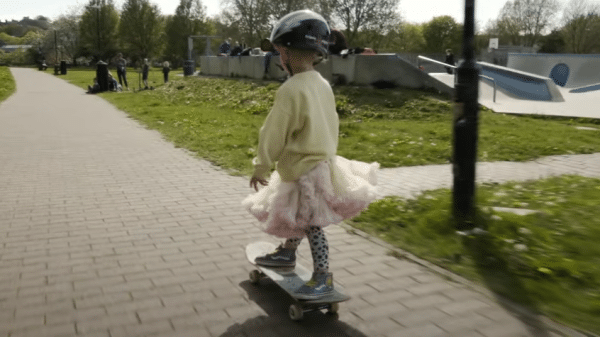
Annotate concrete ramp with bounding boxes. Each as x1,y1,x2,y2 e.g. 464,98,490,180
199,54,455,95
507,53,600,90
478,62,564,102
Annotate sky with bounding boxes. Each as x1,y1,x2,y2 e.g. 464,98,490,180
1,0,599,28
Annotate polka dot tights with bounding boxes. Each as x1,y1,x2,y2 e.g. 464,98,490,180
283,226,329,273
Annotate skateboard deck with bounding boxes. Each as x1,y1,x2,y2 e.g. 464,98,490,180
246,241,350,320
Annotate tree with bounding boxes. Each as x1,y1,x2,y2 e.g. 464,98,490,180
495,0,560,47
422,16,463,53
538,28,566,53
79,0,120,61
119,0,164,61
268,0,318,23
561,0,600,53
486,15,523,46
326,0,400,47
164,0,212,66
221,0,271,46
382,23,425,53
48,15,82,63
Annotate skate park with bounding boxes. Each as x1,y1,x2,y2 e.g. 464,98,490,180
200,52,600,119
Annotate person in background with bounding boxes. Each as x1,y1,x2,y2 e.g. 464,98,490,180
261,38,283,80
87,77,100,94
162,61,170,83
142,58,150,89
219,38,231,56
115,53,128,90
107,72,122,91
328,29,348,55
445,49,455,74
230,41,243,56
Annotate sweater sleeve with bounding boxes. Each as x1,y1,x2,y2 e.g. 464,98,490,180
252,86,297,179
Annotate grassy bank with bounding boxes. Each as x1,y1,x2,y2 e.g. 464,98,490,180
53,68,600,177
0,66,16,102
350,176,600,335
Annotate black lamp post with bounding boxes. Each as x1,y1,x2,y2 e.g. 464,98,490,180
90,2,101,61
452,0,480,229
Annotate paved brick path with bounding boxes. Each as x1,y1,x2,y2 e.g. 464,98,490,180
0,68,594,337
378,153,600,198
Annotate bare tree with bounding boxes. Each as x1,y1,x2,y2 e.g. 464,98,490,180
496,0,560,47
326,0,400,46
561,0,600,53
486,15,523,46
51,15,82,63
222,0,271,46
268,0,318,22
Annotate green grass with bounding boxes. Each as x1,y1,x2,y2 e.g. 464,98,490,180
53,68,600,176
0,66,16,102
349,175,600,335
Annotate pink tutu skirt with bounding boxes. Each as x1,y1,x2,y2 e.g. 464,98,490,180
242,156,379,238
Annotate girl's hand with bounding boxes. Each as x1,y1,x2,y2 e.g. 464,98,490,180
250,176,268,191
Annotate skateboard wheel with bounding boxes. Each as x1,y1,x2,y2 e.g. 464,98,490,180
289,304,304,321
328,302,340,314
249,270,261,284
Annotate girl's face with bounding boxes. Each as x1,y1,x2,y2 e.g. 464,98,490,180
274,45,291,74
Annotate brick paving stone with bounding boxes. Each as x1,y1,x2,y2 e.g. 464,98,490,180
386,323,447,337
108,320,174,337
391,307,450,328
9,323,77,337
439,298,493,316
400,294,453,310
0,68,590,337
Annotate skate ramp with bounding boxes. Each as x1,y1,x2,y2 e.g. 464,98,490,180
428,70,600,119
507,53,600,90
477,62,564,102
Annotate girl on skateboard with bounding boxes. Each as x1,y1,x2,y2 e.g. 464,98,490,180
243,10,379,300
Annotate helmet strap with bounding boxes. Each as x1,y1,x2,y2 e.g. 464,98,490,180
285,62,293,76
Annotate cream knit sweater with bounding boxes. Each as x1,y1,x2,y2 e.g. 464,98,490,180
253,70,339,182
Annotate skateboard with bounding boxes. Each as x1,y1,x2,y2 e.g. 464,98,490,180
246,241,350,321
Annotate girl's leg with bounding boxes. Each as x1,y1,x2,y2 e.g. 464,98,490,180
306,226,329,273
294,226,333,299
284,237,302,250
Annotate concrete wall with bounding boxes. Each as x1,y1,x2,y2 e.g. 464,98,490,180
478,61,564,102
198,54,454,95
507,53,600,89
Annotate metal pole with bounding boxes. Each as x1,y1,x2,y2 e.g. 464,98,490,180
54,30,58,63
90,3,101,62
452,0,480,229
97,4,100,61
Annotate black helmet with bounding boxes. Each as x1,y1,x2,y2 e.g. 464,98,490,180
269,10,330,56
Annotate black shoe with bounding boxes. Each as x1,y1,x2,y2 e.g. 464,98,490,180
255,245,296,268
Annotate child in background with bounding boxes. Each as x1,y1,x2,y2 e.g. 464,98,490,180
142,58,149,89
242,10,379,300
162,61,170,83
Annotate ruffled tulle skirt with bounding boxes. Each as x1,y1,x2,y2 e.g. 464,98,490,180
242,156,379,238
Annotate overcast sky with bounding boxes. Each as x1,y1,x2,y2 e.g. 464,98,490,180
1,0,599,28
